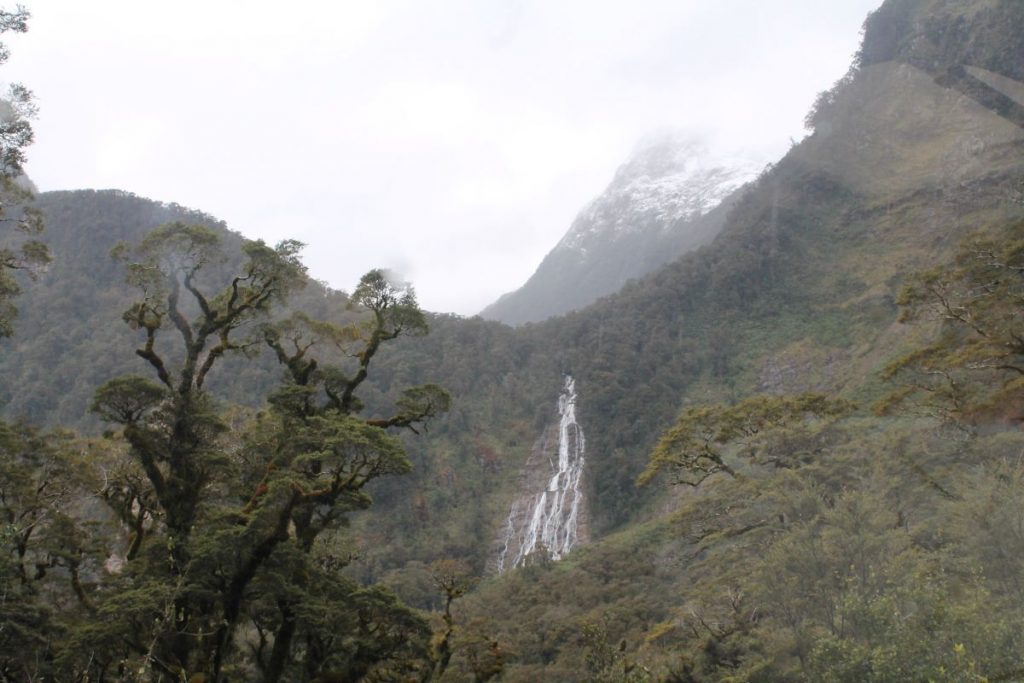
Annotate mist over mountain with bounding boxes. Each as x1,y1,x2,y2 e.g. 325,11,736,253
480,134,760,325
7,1,1024,681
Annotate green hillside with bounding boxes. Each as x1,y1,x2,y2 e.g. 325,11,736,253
4,0,1024,680
429,1,1024,679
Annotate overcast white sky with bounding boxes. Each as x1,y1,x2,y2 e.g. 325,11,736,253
4,0,881,314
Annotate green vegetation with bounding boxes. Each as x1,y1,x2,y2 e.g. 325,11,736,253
442,202,1024,680
4,0,1024,681
1,220,465,680
0,4,46,338
638,393,854,487
879,224,1024,426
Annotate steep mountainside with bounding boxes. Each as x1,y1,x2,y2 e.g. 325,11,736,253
5,0,1022,579
0,190,369,428
480,136,758,326
438,0,1024,678
4,0,1024,679
0,191,239,425
356,0,1024,631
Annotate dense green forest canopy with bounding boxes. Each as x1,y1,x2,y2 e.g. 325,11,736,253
2,221,476,680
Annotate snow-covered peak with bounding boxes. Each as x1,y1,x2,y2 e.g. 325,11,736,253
480,134,764,325
557,134,761,253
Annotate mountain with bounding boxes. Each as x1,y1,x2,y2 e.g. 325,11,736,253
480,135,759,326
362,0,1024,670
6,0,1024,680
0,191,235,426
0,190,369,430
441,0,1024,678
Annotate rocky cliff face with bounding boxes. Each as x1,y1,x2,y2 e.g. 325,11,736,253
480,135,760,326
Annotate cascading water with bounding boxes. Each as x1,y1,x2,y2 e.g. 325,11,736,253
496,375,586,572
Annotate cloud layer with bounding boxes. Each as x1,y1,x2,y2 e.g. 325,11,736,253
6,0,880,313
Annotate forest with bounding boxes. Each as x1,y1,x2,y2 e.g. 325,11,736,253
4,0,1024,681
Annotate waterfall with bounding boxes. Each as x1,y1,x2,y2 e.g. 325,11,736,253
496,375,586,572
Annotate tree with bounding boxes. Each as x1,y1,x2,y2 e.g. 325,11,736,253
0,4,46,338
0,422,100,681
71,227,449,681
423,559,505,683
428,558,473,680
581,618,652,683
638,393,853,488
100,223,307,551
877,222,1024,427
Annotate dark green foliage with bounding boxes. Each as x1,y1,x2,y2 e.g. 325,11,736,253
856,0,924,67
455,419,1024,681
857,0,1024,83
0,139,951,564
0,184,47,338
804,68,858,134
2,225,452,682
582,618,653,683
91,375,168,424
549,158,875,532
0,4,47,339
0,421,100,681
0,6,33,176
0,191,243,426
439,1,1024,667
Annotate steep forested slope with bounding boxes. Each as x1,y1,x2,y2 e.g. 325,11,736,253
517,0,1024,534
0,191,238,425
3,0,1024,679
3,0,1022,579
436,0,1024,678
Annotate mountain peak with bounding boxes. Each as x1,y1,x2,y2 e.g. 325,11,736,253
558,134,760,254
615,131,709,180
481,134,759,325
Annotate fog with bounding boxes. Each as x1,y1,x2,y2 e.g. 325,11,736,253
4,0,881,314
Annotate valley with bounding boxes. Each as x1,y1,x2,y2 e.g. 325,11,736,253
3,0,1024,681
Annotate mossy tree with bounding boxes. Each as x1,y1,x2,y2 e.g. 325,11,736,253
72,229,450,681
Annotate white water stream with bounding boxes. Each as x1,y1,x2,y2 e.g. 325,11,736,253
496,376,586,572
